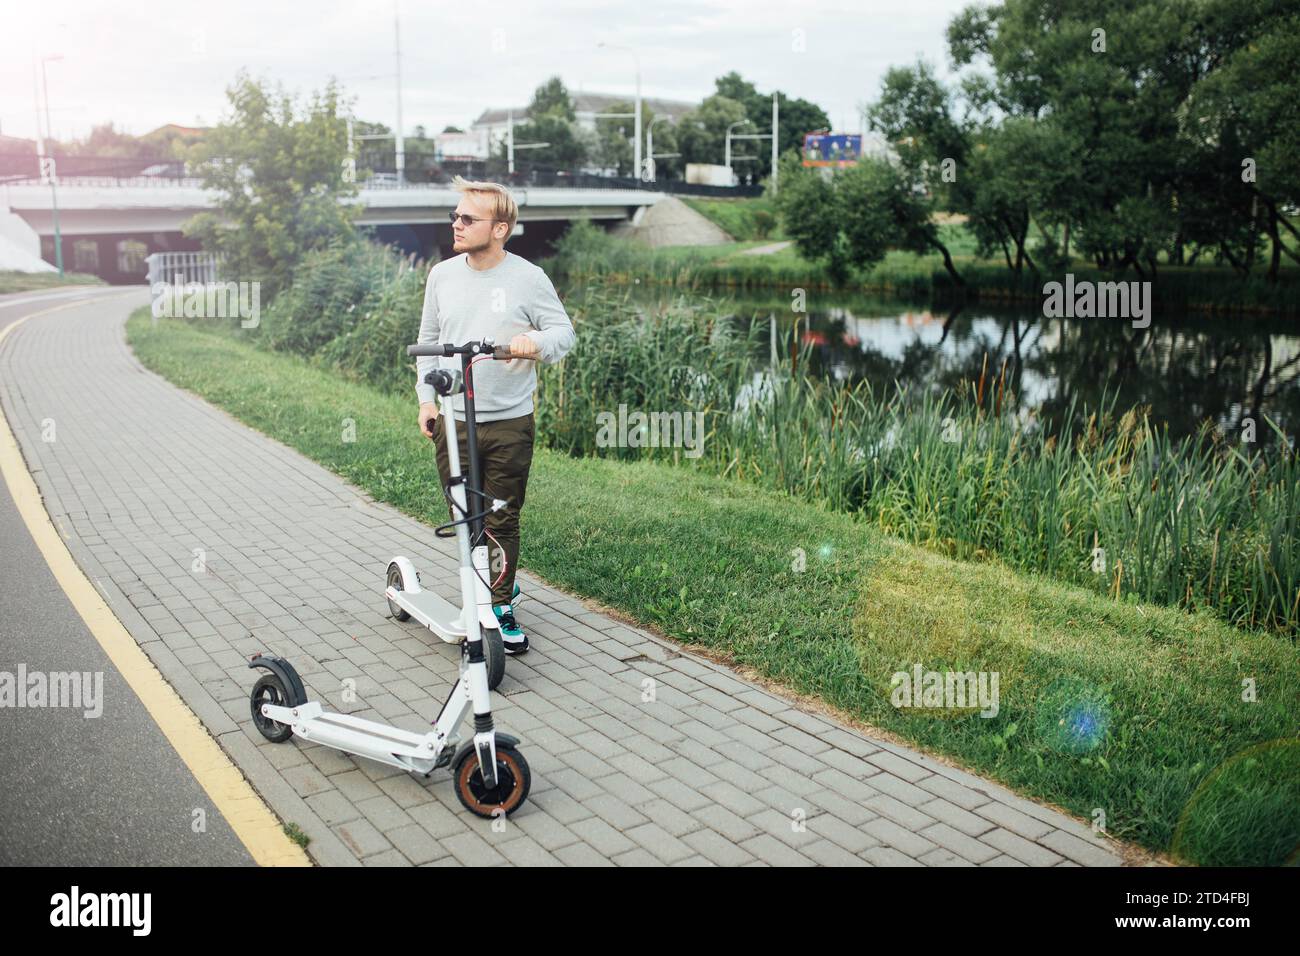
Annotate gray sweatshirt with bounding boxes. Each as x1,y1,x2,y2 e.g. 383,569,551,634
415,251,576,421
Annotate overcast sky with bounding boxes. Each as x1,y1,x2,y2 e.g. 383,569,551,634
1,0,972,145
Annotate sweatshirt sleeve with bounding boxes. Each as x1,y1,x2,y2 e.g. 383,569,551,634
523,266,576,364
415,266,440,404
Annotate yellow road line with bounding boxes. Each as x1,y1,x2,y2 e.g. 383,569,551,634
0,297,310,867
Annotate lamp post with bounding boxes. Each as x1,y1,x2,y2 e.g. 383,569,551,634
393,1,405,185
646,115,678,183
505,110,549,178
37,54,64,275
725,119,752,184
597,42,642,183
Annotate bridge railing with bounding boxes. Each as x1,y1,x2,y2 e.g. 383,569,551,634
5,168,763,197
145,251,221,287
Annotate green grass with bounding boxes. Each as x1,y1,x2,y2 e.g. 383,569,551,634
679,196,786,242
126,306,1300,864
0,270,104,294
282,823,311,848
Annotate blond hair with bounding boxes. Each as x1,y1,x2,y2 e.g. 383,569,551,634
451,175,519,233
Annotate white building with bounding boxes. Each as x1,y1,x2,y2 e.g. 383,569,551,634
464,92,699,163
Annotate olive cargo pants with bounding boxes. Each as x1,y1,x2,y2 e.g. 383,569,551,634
431,411,535,607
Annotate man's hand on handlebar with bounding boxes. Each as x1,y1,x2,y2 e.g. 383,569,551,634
419,402,438,439
503,334,540,367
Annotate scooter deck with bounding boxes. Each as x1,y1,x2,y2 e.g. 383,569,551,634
386,586,466,640
263,702,448,772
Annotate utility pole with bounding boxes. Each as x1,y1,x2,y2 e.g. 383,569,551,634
634,60,642,183
598,43,642,183
505,109,548,178
771,91,779,196
394,1,405,185
36,56,63,275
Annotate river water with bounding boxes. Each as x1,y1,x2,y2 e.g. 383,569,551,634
566,285,1300,447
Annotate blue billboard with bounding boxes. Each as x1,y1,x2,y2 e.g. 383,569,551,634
802,133,862,167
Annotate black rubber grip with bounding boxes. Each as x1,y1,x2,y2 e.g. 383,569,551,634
407,343,451,357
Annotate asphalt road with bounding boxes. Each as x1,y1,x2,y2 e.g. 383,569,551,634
0,286,255,865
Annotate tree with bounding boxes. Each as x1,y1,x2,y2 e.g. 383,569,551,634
496,76,587,169
1184,9,1300,281
714,72,830,180
183,72,358,295
772,151,854,285
590,101,640,176
676,95,749,168
528,76,576,122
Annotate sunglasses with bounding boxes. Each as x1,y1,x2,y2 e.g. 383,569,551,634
449,212,505,227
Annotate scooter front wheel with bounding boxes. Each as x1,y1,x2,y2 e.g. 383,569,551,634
453,744,531,818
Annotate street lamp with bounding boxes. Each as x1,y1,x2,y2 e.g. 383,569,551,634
725,119,752,182
505,109,550,177
36,54,64,275
646,115,679,184
597,42,642,183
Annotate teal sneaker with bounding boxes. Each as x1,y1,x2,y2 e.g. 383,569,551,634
493,603,529,655
512,582,521,602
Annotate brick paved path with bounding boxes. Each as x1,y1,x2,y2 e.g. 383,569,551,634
0,292,1123,866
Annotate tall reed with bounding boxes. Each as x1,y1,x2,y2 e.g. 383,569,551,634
537,289,1299,637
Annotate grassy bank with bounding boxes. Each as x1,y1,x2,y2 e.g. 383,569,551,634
537,290,1300,638
552,221,1300,316
191,241,1300,637
679,196,786,241
126,306,1300,864
0,270,104,294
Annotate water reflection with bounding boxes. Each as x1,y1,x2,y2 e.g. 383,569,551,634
567,286,1300,446
780,303,1300,445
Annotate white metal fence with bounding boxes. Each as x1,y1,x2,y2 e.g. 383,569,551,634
145,251,220,287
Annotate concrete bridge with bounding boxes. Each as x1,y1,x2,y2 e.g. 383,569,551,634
1,180,664,283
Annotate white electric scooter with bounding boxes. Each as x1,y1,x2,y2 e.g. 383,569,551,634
247,338,532,818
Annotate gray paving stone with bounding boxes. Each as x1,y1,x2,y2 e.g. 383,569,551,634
864,817,940,858
736,833,816,867
1039,829,1122,867
918,798,997,837
441,831,508,867
387,824,449,865
976,800,1054,840
920,822,1001,864
0,293,1137,868
624,822,699,864
611,847,667,866
682,827,758,866
979,828,1066,867
570,816,637,857
333,819,392,858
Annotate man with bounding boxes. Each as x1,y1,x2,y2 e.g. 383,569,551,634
415,176,576,655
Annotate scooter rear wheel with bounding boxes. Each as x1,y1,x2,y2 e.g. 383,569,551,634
464,625,505,690
453,744,531,818
386,561,411,621
250,674,294,743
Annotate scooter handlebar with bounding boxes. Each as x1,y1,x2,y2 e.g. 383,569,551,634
406,341,538,361
407,343,452,357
